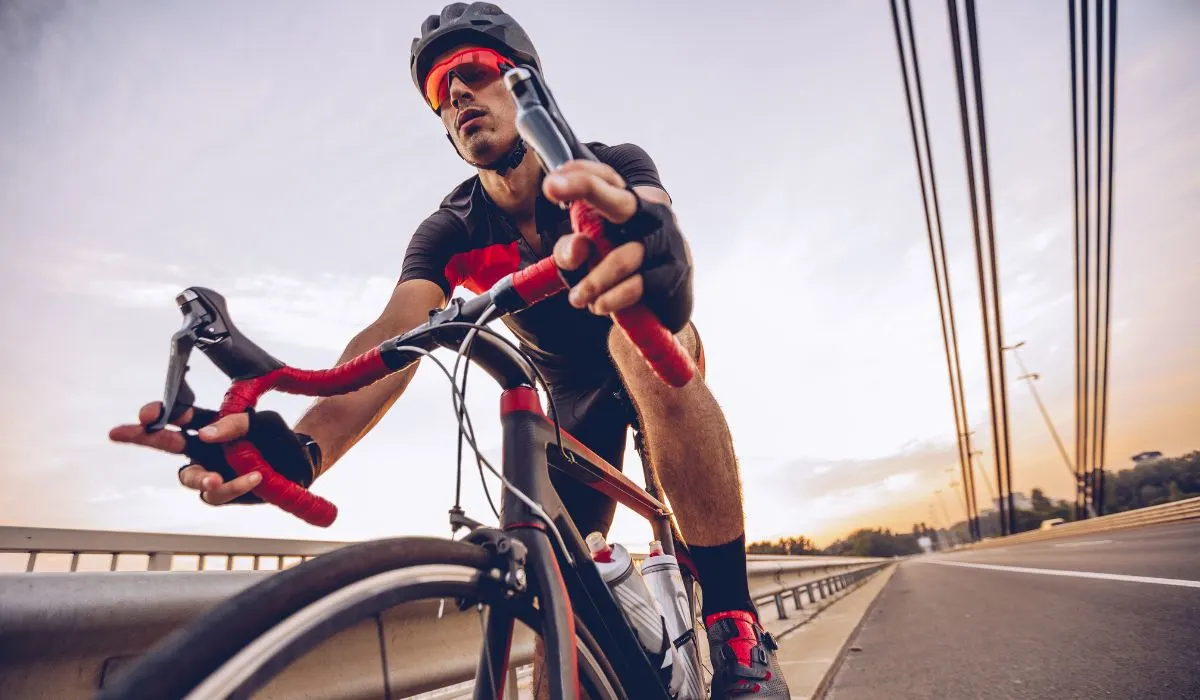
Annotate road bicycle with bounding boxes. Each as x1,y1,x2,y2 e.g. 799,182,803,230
98,67,711,700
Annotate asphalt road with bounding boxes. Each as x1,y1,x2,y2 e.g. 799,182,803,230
827,522,1200,700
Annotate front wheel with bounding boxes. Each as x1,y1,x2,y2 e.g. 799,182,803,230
96,536,625,700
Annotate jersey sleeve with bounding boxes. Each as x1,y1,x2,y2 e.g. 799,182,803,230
399,209,465,298
594,142,669,198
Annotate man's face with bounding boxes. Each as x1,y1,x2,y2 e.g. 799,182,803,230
431,46,519,166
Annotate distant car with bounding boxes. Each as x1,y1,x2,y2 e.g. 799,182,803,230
1040,517,1066,530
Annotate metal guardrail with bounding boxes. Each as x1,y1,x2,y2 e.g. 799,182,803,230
0,526,355,573
753,561,890,626
0,526,880,575
970,496,1200,549
0,527,886,699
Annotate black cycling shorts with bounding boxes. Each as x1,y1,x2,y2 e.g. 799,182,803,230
544,323,705,539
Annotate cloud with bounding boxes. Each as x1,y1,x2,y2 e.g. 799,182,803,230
738,441,967,544
779,441,959,498
38,246,396,353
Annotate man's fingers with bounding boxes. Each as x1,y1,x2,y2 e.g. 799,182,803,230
109,401,220,453
543,162,637,224
109,403,244,452
179,465,223,491
567,242,645,309
559,159,627,187
181,465,263,506
201,471,263,506
592,274,645,316
108,423,188,453
552,234,595,272
196,413,250,443
137,401,196,428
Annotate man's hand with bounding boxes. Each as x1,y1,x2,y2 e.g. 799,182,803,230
544,160,693,333
109,402,261,505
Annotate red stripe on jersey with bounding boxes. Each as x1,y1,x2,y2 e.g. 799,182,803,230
444,241,522,295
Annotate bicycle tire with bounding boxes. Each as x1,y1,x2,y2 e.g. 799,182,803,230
679,565,713,695
95,536,625,700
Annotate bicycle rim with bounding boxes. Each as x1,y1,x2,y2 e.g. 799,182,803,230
684,568,714,694
189,563,480,698
183,564,621,699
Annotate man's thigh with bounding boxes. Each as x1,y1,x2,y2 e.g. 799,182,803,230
545,371,632,538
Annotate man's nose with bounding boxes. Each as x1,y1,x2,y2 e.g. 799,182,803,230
447,73,472,109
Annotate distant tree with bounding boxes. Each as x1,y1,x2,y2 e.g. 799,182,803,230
1140,483,1166,506
1104,451,1200,513
746,540,784,555
823,528,922,557
1030,488,1054,515
746,535,819,555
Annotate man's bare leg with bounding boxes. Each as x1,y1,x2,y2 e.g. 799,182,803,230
532,325,752,699
609,324,745,548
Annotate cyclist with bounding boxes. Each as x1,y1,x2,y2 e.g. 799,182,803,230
110,3,789,696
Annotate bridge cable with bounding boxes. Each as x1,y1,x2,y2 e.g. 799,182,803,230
889,0,982,541
1094,0,1119,515
963,0,1016,536
1069,0,1087,520
1089,0,1103,515
946,0,1017,535
1071,0,1119,517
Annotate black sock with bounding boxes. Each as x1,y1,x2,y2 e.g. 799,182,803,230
689,532,756,619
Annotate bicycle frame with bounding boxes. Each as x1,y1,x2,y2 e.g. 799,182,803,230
429,307,680,699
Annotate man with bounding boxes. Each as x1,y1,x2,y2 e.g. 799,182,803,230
110,3,789,697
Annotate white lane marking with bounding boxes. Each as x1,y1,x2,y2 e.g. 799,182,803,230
926,560,1200,589
1051,539,1113,548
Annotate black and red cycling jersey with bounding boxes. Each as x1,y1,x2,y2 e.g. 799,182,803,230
399,141,667,379
400,141,685,537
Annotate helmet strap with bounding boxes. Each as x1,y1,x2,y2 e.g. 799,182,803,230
445,133,528,176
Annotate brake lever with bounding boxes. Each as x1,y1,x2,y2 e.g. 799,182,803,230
149,289,214,432
502,65,697,389
151,287,285,431
149,325,198,432
504,65,597,177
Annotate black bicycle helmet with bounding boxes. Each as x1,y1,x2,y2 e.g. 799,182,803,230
410,2,542,96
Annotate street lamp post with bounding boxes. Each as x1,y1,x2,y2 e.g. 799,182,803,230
969,449,1003,538
969,448,998,502
927,503,948,551
1002,341,1096,519
933,489,958,546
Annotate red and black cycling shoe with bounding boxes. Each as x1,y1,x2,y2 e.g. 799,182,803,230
705,610,791,698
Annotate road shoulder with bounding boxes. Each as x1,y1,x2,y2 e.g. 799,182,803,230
771,563,897,700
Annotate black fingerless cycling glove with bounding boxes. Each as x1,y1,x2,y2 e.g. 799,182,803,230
181,410,320,505
609,194,694,334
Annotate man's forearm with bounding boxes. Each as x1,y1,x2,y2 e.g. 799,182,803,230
293,321,420,476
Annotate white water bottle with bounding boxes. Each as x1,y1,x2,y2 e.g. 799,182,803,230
587,532,680,695
641,540,705,699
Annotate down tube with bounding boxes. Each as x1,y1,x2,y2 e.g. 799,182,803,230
499,393,673,698
500,402,578,700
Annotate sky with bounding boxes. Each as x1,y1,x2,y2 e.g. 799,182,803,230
1,0,1197,549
